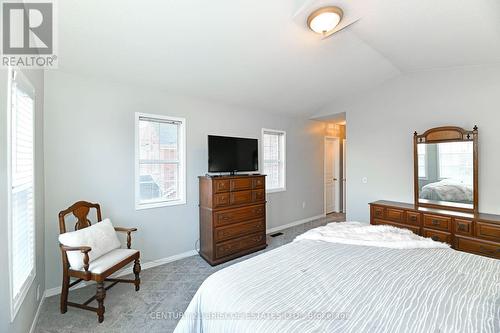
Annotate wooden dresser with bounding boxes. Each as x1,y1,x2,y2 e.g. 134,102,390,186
370,200,500,259
199,175,267,265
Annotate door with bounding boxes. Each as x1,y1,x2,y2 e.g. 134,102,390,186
324,137,340,214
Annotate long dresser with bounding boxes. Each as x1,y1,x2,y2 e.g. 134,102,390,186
199,175,267,265
370,200,500,259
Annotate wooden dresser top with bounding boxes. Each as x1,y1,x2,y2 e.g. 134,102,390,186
199,174,265,179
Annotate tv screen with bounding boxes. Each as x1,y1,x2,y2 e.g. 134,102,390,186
208,135,258,173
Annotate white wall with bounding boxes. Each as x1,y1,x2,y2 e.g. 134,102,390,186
0,69,45,333
43,71,325,290
330,64,500,222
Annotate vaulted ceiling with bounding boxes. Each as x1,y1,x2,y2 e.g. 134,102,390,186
57,0,500,116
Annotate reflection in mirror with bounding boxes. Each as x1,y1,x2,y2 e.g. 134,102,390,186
417,141,473,207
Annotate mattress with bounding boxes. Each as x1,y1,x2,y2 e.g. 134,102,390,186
174,238,499,333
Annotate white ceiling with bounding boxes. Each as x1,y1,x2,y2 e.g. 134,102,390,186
57,0,500,116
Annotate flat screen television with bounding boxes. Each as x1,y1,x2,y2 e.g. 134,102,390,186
208,135,258,173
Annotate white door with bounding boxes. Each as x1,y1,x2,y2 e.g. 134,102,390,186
325,137,340,214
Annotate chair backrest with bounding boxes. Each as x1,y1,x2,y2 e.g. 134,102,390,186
58,201,102,234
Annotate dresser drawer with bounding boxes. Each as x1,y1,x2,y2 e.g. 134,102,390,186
373,218,420,235
373,206,385,219
386,208,405,222
230,190,253,205
252,177,265,189
252,189,265,202
215,232,266,259
423,228,452,244
213,179,230,193
213,193,230,208
423,214,451,231
214,219,265,242
455,237,500,259
406,212,421,226
476,222,500,242
230,178,252,191
214,204,265,227
454,219,473,236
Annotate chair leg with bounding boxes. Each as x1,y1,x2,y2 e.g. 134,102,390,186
133,258,141,291
96,282,106,323
60,272,69,314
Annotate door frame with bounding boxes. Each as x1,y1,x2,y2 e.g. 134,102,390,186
324,136,341,215
342,139,347,213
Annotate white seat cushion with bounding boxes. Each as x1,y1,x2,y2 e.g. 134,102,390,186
59,218,122,270
75,248,138,274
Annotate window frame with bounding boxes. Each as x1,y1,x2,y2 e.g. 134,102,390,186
134,112,186,210
417,144,428,180
437,142,473,184
261,128,286,193
7,69,37,321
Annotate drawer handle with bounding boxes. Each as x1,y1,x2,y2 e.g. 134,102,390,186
479,246,500,255
409,216,417,222
431,236,440,241
221,216,230,220
431,219,440,226
458,224,467,231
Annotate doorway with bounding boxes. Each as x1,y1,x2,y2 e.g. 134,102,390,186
324,137,340,214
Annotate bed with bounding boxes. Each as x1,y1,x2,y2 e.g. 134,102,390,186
420,179,473,203
174,223,499,333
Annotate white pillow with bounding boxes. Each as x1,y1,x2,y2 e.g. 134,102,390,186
59,218,122,270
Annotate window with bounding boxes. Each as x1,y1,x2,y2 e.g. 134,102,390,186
262,129,286,192
417,144,427,178
438,142,473,185
135,113,186,209
8,70,36,320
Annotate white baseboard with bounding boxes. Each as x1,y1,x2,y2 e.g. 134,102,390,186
29,291,46,333
44,249,198,298
266,213,326,234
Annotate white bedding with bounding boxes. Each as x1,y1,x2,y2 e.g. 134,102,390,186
420,179,473,202
294,221,449,249
174,223,500,333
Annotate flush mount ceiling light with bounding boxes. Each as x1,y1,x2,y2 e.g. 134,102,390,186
307,6,343,36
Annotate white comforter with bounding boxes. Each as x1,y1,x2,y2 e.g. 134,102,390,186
420,179,473,202
174,223,499,333
294,221,449,249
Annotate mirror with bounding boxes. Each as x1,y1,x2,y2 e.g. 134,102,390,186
414,126,478,212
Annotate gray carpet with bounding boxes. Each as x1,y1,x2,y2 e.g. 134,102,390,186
35,213,345,333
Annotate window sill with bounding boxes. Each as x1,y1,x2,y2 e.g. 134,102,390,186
11,272,36,321
135,199,186,211
266,188,286,194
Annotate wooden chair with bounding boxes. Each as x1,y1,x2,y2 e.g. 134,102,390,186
58,201,141,323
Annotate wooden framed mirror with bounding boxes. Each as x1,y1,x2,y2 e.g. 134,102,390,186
413,126,478,213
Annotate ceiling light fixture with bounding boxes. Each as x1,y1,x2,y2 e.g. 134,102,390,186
307,6,343,35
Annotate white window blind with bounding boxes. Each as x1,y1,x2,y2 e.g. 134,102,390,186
417,144,427,178
262,129,286,192
135,113,186,209
438,141,473,185
9,70,36,319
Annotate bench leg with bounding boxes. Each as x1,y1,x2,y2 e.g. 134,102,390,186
96,282,106,323
133,258,141,291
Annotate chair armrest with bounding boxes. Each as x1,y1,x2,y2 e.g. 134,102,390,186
60,245,91,272
114,227,138,249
